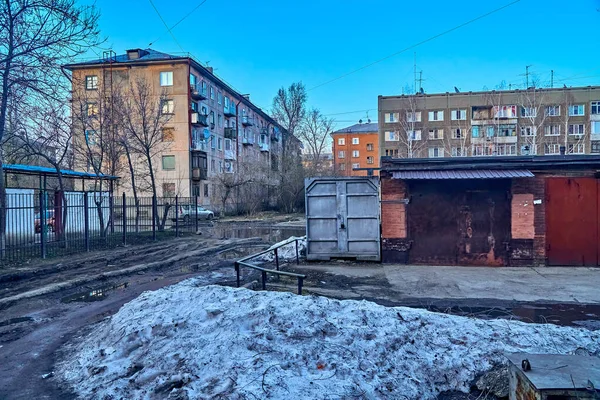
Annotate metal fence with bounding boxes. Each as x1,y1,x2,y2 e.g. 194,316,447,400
1,190,213,264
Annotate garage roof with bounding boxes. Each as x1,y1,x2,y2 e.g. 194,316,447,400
391,169,534,179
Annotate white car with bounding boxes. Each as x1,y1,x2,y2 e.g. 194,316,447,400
172,205,214,222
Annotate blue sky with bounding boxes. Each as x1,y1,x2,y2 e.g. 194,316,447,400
88,0,600,128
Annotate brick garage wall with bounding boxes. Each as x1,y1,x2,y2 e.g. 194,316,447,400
381,172,412,262
512,177,545,266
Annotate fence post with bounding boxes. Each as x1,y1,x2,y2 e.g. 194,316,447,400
109,195,114,234
235,262,240,287
152,196,157,241
175,195,179,237
195,196,198,232
274,248,279,271
83,192,90,252
298,277,304,295
295,239,299,265
40,191,46,259
122,193,126,245
261,271,267,290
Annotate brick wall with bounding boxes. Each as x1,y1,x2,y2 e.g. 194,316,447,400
332,132,379,176
381,173,407,238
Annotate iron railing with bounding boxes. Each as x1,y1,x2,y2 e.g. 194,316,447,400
234,236,306,295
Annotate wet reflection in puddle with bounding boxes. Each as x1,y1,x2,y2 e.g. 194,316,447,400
61,282,129,303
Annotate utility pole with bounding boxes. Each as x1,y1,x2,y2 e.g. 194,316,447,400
551,70,554,88
413,52,417,95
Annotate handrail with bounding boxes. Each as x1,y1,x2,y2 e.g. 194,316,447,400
234,236,306,295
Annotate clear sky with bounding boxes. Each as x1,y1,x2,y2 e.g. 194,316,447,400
86,0,600,128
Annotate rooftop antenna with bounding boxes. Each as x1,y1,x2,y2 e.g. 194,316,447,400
519,65,533,88
551,70,554,88
417,70,425,94
413,52,417,95
454,86,460,93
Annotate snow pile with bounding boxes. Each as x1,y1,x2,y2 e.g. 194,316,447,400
255,235,306,262
58,284,600,400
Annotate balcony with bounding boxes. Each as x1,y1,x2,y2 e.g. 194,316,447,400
242,135,254,145
224,127,236,140
260,142,269,152
224,149,236,160
224,105,236,117
495,136,518,144
191,112,209,127
191,167,208,180
241,116,254,126
190,83,207,100
270,132,279,142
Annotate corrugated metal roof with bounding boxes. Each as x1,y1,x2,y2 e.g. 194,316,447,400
3,164,119,180
391,169,534,180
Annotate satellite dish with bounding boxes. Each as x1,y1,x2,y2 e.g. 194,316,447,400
203,128,210,139
368,119,371,123
358,119,363,124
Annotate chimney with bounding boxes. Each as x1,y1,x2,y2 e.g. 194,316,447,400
206,66,214,74
126,49,147,60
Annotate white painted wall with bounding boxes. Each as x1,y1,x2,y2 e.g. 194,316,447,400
6,189,35,236
64,192,111,233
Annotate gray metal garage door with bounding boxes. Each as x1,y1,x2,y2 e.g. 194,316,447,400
305,177,380,261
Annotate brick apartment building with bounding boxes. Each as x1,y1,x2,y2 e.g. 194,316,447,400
331,123,379,176
64,48,300,211
378,86,600,159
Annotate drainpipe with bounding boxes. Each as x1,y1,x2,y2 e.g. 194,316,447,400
187,59,192,198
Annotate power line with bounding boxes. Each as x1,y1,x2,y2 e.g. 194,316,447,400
308,0,521,91
147,0,186,53
149,0,210,46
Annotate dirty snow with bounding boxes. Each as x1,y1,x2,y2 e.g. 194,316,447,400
255,235,306,262
57,283,600,400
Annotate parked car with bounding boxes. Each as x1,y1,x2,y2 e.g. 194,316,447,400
35,210,55,233
171,205,214,223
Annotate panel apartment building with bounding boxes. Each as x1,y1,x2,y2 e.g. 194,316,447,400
64,48,298,210
378,86,600,158
331,123,380,176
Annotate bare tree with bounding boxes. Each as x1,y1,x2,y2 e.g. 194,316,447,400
391,96,426,158
0,0,101,255
558,90,588,155
213,161,254,215
272,82,306,137
121,76,173,229
517,88,549,155
297,108,334,175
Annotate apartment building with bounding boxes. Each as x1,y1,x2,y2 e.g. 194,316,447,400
378,86,600,158
331,123,379,176
64,48,295,210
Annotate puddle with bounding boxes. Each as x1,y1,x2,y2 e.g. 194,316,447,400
427,303,600,329
212,226,305,243
61,282,129,303
0,316,33,327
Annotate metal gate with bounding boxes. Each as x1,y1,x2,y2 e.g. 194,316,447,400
546,178,599,266
305,177,380,261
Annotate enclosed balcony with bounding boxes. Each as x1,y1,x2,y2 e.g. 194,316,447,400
224,149,236,160
224,105,236,117
242,135,254,145
192,167,208,180
191,112,209,127
190,83,207,100
260,142,269,152
224,127,236,140
242,115,254,126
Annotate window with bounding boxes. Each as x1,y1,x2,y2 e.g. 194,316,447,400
190,74,197,85
384,113,399,123
408,130,421,140
521,145,536,155
569,104,585,116
162,183,175,197
385,149,399,157
520,126,536,136
160,71,173,86
472,126,480,138
201,81,207,94
428,110,444,121
521,107,537,118
385,131,399,141
161,99,174,114
204,183,209,197
486,126,495,137
592,121,600,135
352,150,359,158
217,137,223,151
201,105,207,115
367,143,374,151
162,127,175,141
545,144,560,155
498,124,516,137
338,150,345,159
211,159,215,171
568,124,585,135
452,147,465,157
85,75,98,90
224,97,230,109
592,101,600,115
568,143,585,154
218,161,223,173
352,137,359,145
218,114,223,128
352,163,360,169
86,102,98,117
338,163,346,171
496,144,517,156
545,105,560,116
192,185,200,197
209,111,215,126
210,86,215,100
218,92,222,104
338,138,345,145
544,125,560,136
451,128,463,139
210,135,215,149
429,129,443,139
428,147,444,158
494,105,517,118
451,109,467,120
591,141,600,154
367,156,374,164
84,130,97,146
162,155,175,170
406,111,421,122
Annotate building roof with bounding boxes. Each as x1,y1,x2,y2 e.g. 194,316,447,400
392,169,534,180
63,49,185,68
3,164,119,180
381,155,600,172
379,85,600,100
332,123,378,134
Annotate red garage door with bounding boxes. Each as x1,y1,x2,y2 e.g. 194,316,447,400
546,178,599,266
